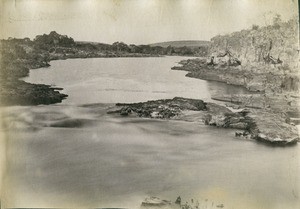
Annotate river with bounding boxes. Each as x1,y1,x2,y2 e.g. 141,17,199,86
23,57,252,104
1,57,299,209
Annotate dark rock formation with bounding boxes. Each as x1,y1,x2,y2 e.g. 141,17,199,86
113,97,207,119
0,79,67,106
108,97,299,146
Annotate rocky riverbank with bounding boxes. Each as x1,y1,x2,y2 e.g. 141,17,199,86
172,58,300,93
166,17,300,146
170,59,300,145
0,79,67,106
171,16,299,95
107,97,299,146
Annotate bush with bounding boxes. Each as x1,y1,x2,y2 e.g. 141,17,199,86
252,24,259,30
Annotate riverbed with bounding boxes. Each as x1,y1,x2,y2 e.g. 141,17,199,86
1,57,299,209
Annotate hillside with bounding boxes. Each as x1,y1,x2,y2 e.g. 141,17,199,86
149,40,210,48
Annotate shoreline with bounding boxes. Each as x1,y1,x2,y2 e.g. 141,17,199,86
0,52,167,106
169,58,300,146
2,53,299,146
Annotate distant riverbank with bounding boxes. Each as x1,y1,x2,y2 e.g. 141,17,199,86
0,50,162,106
0,31,209,106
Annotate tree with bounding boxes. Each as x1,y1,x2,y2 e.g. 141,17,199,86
112,42,130,52
251,24,259,30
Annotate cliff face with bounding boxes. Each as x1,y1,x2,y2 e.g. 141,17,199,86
210,17,299,69
204,17,300,93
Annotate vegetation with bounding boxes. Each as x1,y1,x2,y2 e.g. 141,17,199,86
74,40,209,56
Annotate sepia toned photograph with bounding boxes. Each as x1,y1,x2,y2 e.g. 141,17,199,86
0,0,299,209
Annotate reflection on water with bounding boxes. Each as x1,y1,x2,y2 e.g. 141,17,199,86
3,57,299,209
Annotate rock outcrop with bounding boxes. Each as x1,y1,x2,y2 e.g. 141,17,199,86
141,197,173,209
172,17,300,94
172,58,300,93
108,97,299,146
111,97,207,118
209,17,299,69
247,110,299,145
169,17,300,146
0,79,67,106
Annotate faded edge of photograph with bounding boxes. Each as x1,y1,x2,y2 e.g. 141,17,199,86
0,1,300,209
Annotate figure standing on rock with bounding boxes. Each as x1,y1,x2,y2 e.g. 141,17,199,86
207,56,215,66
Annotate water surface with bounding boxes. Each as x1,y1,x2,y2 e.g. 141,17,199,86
24,57,251,104
2,57,299,209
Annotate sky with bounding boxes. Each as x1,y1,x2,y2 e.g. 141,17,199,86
0,0,298,44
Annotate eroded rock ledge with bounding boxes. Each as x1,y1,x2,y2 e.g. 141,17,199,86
171,58,300,93
108,97,298,146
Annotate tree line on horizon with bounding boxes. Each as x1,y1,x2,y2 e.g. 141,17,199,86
1,31,209,57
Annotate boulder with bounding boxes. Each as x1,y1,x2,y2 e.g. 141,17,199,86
256,133,298,145
248,110,299,145
141,197,174,209
115,97,207,119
